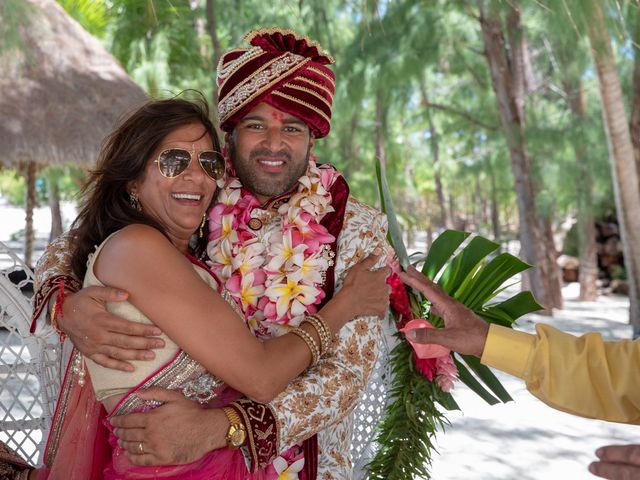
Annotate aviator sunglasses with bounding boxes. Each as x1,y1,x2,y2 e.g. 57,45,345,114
154,148,225,180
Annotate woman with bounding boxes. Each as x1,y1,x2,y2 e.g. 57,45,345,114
36,97,388,479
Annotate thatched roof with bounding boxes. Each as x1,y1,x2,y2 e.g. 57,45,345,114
0,0,148,167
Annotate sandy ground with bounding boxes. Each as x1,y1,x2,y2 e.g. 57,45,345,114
1,199,638,478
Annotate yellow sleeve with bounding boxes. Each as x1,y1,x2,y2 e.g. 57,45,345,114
481,323,640,425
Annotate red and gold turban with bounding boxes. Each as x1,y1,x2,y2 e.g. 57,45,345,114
217,28,335,138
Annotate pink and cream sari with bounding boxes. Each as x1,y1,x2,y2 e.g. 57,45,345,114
38,255,306,480
39,345,305,480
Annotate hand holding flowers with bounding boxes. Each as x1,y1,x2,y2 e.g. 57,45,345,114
400,266,490,358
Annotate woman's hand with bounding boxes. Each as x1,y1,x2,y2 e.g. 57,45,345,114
321,252,391,333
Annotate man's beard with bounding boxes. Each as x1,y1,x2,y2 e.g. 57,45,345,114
229,141,311,199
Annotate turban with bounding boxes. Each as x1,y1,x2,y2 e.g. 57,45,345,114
217,28,335,138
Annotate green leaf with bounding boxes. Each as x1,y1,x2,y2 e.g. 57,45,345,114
375,160,409,268
458,253,531,309
438,236,500,295
421,229,469,280
454,358,500,405
485,291,543,322
460,355,513,403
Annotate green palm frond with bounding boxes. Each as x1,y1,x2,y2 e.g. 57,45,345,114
368,158,543,479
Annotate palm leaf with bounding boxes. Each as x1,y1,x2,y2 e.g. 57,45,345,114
459,355,512,402
375,161,409,268
421,230,469,279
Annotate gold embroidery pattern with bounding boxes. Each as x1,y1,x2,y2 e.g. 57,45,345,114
271,91,331,125
266,198,389,479
218,54,309,124
112,351,205,416
307,66,335,84
283,81,333,110
294,76,335,98
33,232,80,325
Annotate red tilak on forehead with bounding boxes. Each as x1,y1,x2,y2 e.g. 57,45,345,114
271,111,285,122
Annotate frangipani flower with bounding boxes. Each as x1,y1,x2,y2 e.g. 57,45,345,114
266,231,307,272
227,272,265,310
265,278,320,321
232,239,266,276
209,238,235,280
288,251,328,285
273,454,304,479
289,212,335,252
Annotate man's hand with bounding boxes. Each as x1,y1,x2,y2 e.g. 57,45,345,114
589,444,640,479
110,387,229,466
61,286,164,371
398,266,489,357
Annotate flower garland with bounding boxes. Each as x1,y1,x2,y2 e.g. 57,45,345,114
207,160,340,338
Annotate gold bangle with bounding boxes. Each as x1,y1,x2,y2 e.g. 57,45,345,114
290,327,320,366
302,314,333,356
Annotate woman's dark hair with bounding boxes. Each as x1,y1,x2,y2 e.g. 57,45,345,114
70,94,219,280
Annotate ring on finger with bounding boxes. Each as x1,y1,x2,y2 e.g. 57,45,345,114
138,441,144,455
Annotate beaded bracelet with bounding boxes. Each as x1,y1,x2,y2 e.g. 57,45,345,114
290,327,320,366
302,314,333,356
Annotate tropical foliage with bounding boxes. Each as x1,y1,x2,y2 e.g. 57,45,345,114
368,159,542,479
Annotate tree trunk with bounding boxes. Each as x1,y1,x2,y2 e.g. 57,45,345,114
489,162,501,242
478,0,558,313
47,174,63,242
342,110,360,179
586,0,640,336
24,161,37,269
419,75,452,229
563,78,598,300
629,10,640,191
206,0,221,126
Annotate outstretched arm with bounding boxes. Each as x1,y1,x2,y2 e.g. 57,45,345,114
400,266,640,425
33,232,164,371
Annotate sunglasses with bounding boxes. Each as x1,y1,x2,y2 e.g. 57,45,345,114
154,148,225,180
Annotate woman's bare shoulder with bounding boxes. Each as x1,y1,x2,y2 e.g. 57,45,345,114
95,224,178,281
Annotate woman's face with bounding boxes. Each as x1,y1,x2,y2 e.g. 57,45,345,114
131,123,217,250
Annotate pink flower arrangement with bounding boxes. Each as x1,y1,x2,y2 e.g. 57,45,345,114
387,255,458,392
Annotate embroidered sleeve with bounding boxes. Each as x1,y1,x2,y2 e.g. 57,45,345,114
31,232,81,332
260,201,388,464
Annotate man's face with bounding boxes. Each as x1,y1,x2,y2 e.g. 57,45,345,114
230,103,313,203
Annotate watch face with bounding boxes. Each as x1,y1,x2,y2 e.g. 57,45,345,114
230,427,246,447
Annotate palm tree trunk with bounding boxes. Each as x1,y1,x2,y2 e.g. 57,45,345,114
586,0,640,336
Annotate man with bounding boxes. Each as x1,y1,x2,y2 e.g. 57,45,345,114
32,29,390,478
400,266,640,480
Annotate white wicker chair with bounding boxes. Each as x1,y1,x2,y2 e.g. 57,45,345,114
0,242,62,466
350,319,396,479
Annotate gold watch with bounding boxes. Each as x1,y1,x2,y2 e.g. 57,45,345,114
223,407,246,449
